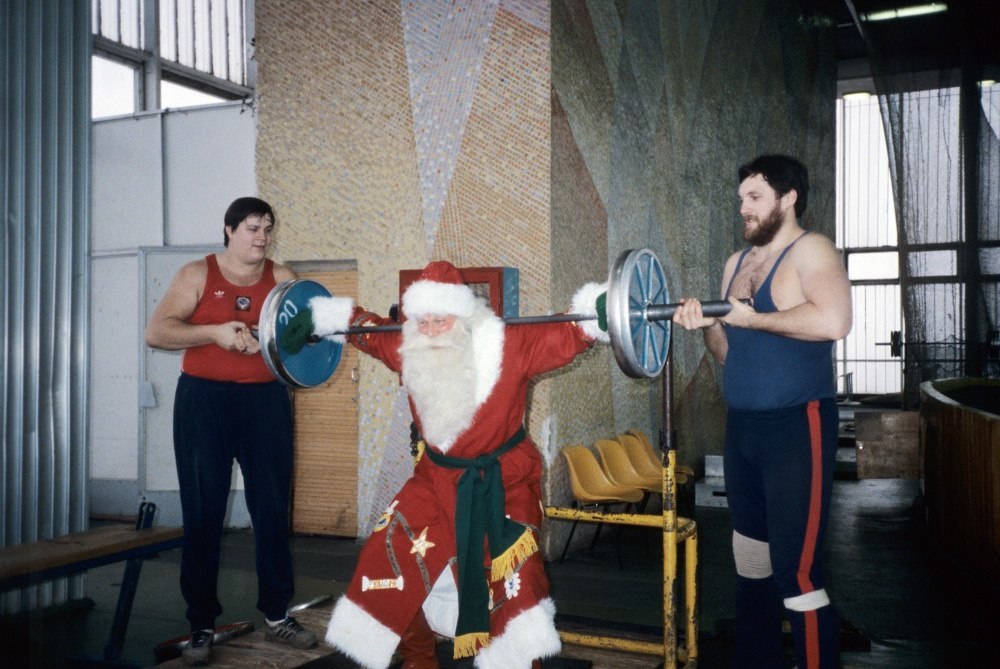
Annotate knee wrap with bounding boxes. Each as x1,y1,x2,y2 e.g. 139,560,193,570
783,589,830,612
732,531,772,579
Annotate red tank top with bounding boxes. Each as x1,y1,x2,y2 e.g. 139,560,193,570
181,254,277,383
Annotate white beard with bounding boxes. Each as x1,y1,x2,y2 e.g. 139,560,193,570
399,316,481,452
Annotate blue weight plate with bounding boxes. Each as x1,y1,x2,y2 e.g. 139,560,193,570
259,279,343,388
607,248,670,378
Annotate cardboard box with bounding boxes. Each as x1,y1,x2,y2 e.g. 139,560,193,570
696,455,728,507
855,411,920,479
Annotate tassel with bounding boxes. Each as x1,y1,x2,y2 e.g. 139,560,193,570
453,631,490,658
490,528,538,582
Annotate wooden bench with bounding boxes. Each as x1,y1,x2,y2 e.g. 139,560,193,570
0,501,183,667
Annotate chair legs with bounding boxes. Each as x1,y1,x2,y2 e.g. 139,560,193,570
559,518,579,563
560,501,626,566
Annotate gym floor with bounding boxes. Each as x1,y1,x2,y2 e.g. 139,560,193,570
3,446,995,668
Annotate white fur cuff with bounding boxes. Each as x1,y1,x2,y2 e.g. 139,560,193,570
325,596,400,669
474,598,562,669
571,281,610,344
308,295,354,343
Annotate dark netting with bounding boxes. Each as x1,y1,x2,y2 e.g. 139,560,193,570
854,3,1000,404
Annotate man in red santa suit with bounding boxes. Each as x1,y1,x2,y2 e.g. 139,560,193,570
281,260,609,669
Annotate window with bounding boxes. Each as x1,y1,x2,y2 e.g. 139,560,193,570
836,90,904,396
92,54,137,118
92,0,253,119
836,82,1000,395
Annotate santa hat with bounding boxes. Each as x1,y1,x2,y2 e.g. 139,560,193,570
402,260,477,320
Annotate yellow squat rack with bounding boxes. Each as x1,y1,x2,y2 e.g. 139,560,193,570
545,342,699,668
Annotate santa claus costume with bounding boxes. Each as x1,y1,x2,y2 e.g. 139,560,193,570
307,261,607,669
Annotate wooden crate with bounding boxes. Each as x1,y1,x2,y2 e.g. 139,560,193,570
854,411,920,479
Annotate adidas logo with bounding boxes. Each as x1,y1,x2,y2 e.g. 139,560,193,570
214,290,225,298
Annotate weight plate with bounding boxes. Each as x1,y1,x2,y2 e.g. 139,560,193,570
607,248,670,378
259,279,343,388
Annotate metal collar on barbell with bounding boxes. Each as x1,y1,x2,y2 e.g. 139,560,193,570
258,248,736,387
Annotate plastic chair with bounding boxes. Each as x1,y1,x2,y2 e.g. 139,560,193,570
596,438,660,496
626,428,695,516
619,433,667,482
559,445,644,564
626,428,695,482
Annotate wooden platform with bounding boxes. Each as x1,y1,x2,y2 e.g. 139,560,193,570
152,604,334,668
149,601,682,669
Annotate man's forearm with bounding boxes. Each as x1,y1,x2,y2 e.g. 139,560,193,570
703,320,727,364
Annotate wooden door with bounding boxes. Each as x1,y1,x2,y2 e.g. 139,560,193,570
289,264,360,537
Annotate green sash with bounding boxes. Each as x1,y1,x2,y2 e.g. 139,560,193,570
423,426,534,657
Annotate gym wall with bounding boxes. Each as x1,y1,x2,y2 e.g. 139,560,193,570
252,0,837,552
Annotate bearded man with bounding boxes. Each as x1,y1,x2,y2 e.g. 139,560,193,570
281,260,608,669
674,154,852,669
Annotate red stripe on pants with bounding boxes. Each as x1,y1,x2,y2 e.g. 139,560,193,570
798,400,823,669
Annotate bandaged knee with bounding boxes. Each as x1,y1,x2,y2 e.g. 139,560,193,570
732,531,772,579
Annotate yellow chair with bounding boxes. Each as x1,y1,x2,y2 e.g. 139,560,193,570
595,438,660,497
617,433,666,486
626,428,695,482
626,428,695,516
559,445,644,563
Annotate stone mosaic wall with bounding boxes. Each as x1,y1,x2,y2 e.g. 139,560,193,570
253,0,836,554
551,0,837,478
255,0,588,544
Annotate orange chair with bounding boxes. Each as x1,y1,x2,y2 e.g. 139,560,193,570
559,445,644,563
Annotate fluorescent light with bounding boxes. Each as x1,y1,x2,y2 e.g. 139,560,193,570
862,2,947,22
979,80,997,89
842,91,872,101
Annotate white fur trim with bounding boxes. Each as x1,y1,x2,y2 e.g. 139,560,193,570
324,596,400,669
402,279,477,319
474,598,562,669
422,565,459,637
308,295,354,343
571,281,610,343
469,306,504,406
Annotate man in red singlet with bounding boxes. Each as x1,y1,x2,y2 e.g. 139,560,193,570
145,197,316,666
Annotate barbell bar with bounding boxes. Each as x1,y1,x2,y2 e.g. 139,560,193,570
258,248,736,387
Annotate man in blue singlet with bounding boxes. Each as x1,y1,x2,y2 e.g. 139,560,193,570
673,155,852,668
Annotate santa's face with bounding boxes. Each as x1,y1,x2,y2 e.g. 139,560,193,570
415,314,458,341
399,315,479,449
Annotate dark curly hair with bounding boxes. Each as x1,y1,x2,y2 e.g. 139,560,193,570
738,155,808,218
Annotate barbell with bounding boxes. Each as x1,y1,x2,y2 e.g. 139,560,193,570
258,248,735,387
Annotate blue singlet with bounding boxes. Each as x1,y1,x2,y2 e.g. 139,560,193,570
722,232,836,411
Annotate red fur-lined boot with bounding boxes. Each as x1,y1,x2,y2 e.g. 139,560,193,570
397,609,440,669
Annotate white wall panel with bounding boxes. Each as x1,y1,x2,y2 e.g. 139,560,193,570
163,103,257,245
89,254,140,480
90,102,255,523
92,114,165,251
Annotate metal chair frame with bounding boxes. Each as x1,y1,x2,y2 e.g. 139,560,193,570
558,445,644,567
